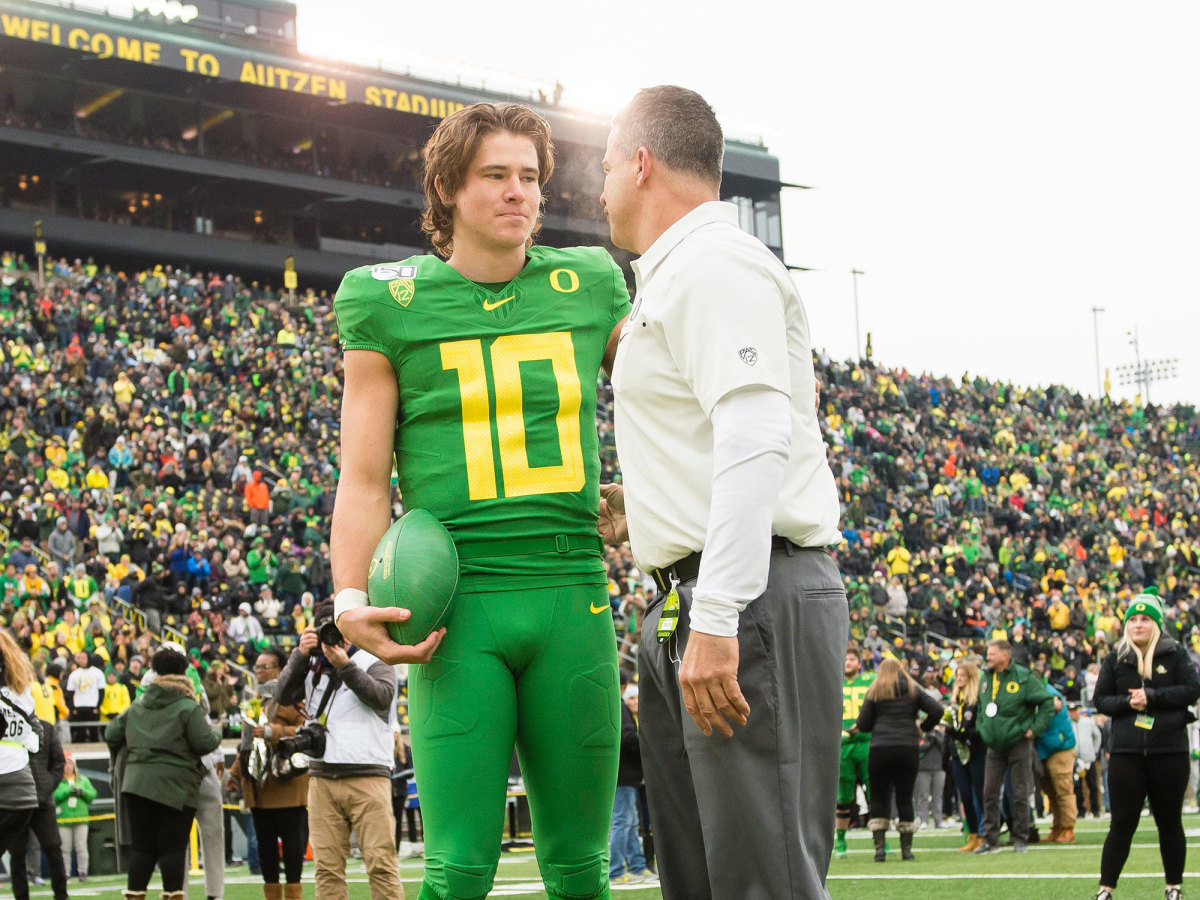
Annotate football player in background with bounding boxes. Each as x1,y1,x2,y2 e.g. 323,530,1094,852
836,649,875,858
332,103,630,900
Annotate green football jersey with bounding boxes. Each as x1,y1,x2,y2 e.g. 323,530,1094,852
842,671,875,737
334,246,630,590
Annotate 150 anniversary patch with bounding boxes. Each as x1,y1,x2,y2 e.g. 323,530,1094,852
371,264,417,281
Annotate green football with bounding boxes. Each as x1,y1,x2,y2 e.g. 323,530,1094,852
367,509,459,647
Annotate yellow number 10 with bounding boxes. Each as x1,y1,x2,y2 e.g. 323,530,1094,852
440,332,585,500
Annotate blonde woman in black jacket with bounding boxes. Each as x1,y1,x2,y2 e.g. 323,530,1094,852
1092,594,1200,900
856,657,944,862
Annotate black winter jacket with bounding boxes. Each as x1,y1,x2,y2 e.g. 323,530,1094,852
944,699,987,761
27,718,65,807
617,702,643,787
856,681,944,749
1093,637,1200,756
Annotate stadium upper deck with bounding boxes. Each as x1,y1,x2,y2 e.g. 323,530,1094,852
0,0,788,286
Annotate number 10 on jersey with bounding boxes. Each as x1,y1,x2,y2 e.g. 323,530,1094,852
441,332,585,500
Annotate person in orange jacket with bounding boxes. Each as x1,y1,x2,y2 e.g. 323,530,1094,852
245,471,271,527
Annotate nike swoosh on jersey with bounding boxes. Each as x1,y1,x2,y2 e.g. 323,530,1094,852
589,602,610,614
482,295,515,311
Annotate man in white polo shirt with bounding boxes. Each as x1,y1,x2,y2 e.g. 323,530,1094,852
599,85,848,900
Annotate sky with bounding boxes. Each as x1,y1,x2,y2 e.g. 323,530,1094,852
292,3,1195,405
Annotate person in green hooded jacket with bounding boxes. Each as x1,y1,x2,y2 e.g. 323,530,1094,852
55,752,97,881
972,638,1056,855
106,645,221,900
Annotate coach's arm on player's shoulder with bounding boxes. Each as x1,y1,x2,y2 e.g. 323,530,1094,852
331,349,444,665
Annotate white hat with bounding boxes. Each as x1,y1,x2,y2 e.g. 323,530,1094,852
238,602,252,614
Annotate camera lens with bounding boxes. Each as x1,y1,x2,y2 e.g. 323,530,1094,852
317,620,342,646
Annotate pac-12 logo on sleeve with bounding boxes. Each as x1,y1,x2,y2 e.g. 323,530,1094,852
739,347,758,366
389,280,415,307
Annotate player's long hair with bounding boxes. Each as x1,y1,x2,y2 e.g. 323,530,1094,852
950,660,980,707
421,103,555,258
865,657,918,702
0,629,34,694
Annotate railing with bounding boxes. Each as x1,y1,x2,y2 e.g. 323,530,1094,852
102,593,255,687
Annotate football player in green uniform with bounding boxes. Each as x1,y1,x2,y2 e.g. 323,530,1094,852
332,103,629,900
836,648,875,858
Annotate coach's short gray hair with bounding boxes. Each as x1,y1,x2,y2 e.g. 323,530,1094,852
612,86,723,186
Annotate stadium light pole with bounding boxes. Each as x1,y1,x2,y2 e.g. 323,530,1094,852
851,269,864,361
1090,306,1105,397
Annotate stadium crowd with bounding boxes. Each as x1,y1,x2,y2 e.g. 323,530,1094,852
2,247,1200,890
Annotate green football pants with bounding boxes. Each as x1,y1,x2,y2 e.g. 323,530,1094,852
409,583,620,900
838,738,871,806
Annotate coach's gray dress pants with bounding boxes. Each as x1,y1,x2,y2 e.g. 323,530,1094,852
638,545,848,900
194,766,226,898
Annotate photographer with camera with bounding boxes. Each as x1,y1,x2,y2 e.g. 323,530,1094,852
277,602,403,900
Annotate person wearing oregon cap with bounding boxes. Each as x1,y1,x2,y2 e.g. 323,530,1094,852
1093,592,1200,900
332,102,628,900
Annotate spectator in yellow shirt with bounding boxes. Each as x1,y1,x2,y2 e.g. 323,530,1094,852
53,609,86,654
886,543,912,576
99,670,131,721
80,600,112,635
1047,594,1071,632
113,371,136,406
17,565,50,603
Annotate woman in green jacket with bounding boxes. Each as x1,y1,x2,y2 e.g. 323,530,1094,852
105,646,222,900
55,753,97,881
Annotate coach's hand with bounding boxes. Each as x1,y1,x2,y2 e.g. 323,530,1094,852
598,482,628,545
335,605,445,665
679,631,750,738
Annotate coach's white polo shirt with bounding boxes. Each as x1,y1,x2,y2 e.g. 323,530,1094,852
611,201,841,574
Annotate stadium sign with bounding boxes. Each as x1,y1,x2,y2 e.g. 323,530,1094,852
0,2,468,117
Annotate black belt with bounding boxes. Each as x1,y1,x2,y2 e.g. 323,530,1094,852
649,536,825,593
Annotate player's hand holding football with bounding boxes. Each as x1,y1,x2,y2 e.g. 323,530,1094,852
598,482,628,545
335,605,445,666
679,631,751,738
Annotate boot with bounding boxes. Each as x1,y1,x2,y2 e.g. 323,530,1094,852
263,885,283,900
1055,827,1075,844
898,821,918,861
868,818,889,862
1046,827,1062,843
283,885,303,900
123,893,147,900
959,834,983,853
161,893,187,900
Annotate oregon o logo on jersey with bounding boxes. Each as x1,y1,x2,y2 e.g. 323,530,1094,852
549,268,579,293
1006,681,1020,694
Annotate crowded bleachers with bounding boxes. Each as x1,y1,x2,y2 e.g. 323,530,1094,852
2,247,1199,745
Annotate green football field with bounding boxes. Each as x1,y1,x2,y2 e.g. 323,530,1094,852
22,813,1198,899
